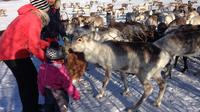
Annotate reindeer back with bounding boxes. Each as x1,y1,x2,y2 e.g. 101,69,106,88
154,25,200,56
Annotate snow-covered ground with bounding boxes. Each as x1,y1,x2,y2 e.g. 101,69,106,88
0,0,200,112
1,57,200,112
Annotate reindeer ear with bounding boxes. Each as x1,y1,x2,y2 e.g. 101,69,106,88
92,31,96,38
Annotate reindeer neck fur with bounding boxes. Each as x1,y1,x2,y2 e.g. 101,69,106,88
83,40,111,66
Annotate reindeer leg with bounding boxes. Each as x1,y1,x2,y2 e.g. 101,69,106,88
181,56,188,73
174,56,179,68
163,61,172,79
96,68,111,99
153,70,166,107
120,73,130,96
126,80,153,112
164,58,175,79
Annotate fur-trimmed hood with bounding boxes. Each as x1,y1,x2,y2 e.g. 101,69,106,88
39,10,50,27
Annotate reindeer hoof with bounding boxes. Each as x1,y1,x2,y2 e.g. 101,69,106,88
121,90,131,96
181,68,187,73
125,107,132,112
153,101,161,107
95,94,104,99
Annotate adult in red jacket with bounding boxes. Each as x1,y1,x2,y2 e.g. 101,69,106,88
0,0,50,112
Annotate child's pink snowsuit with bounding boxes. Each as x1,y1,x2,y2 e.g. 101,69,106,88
38,62,80,100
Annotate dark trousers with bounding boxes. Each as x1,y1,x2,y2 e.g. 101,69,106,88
4,58,39,112
44,88,69,112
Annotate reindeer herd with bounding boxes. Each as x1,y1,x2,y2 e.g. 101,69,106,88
61,1,200,111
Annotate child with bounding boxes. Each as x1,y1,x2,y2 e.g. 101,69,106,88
38,42,80,112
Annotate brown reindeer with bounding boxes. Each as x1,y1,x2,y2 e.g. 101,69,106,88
145,15,158,27
168,17,186,27
71,15,104,31
70,36,171,111
73,27,125,42
109,21,152,42
83,15,104,30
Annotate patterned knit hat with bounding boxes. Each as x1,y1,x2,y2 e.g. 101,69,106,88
45,42,65,60
30,0,50,11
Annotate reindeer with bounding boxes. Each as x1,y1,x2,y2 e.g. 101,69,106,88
125,12,137,23
164,13,176,25
75,28,125,42
154,17,191,75
154,24,200,77
0,9,6,17
184,10,200,25
187,16,200,25
168,17,186,27
167,17,189,73
70,36,171,111
64,26,125,82
109,21,150,42
186,11,199,20
145,15,158,27
65,19,124,42
70,15,104,31
83,15,104,30
97,5,105,14
114,7,125,18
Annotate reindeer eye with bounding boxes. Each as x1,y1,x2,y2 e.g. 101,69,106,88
77,38,82,42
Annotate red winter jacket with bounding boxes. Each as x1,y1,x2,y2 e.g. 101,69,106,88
37,62,80,100
0,4,49,61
